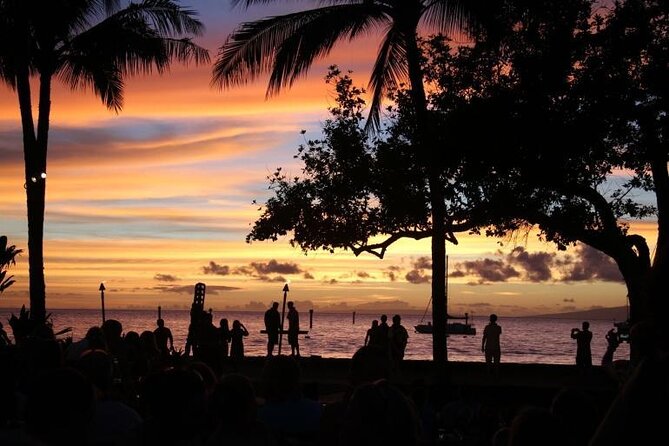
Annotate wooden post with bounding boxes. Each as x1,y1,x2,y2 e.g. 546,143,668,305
352,311,356,324
158,306,162,320
99,283,106,323
278,283,289,355
309,309,313,329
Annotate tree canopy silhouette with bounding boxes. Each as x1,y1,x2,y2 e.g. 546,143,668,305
215,0,497,363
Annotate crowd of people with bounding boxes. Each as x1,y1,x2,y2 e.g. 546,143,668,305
0,310,666,445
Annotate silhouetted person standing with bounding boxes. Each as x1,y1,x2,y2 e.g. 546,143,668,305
571,321,592,369
389,314,409,365
364,320,379,346
378,314,390,353
219,318,231,360
230,320,249,360
264,301,281,357
602,327,620,366
482,314,502,373
287,301,300,357
153,318,174,360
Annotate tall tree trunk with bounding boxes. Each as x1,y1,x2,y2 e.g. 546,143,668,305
16,70,47,322
17,69,52,322
405,31,449,364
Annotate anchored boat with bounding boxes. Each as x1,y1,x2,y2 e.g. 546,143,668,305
413,255,476,336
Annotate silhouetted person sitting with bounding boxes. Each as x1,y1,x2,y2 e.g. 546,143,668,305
507,405,564,446
550,387,600,446
320,345,392,446
24,367,95,446
206,373,274,446
102,319,129,384
76,349,142,446
339,379,422,446
65,325,106,364
133,367,208,446
571,321,592,370
257,354,322,443
138,330,161,377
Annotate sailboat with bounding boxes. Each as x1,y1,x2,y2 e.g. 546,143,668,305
414,311,476,335
413,255,476,336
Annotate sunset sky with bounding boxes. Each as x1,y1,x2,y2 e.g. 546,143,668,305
0,0,655,317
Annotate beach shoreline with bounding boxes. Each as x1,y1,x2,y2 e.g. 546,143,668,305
230,355,625,408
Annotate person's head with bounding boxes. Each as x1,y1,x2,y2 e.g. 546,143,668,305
140,330,159,353
392,314,401,325
371,320,379,328
77,349,114,395
261,354,302,402
272,301,279,310
157,318,164,328
288,301,294,309
508,405,563,446
582,321,589,330
101,319,123,342
381,314,388,323
341,379,421,446
124,330,140,346
220,318,229,329
211,373,258,428
490,314,498,323
350,346,391,387
233,320,241,329
84,326,107,351
25,367,95,446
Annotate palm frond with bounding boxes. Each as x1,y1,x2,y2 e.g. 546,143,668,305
366,26,407,131
212,4,387,95
59,55,125,110
422,0,493,38
59,0,209,111
117,0,206,37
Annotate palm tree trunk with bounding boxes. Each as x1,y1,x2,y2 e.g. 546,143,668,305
17,68,51,322
405,31,448,364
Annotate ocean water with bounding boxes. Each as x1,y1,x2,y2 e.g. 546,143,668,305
11,308,630,365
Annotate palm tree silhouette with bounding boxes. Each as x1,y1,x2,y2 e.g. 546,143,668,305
0,235,22,293
212,0,492,363
0,0,210,322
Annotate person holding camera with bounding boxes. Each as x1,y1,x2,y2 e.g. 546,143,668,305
571,321,593,370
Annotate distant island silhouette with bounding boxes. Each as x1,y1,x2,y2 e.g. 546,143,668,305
529,306,628,321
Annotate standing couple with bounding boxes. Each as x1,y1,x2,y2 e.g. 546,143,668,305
264,300,300,357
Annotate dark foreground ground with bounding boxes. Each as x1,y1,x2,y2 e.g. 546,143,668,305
233,356,625,411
